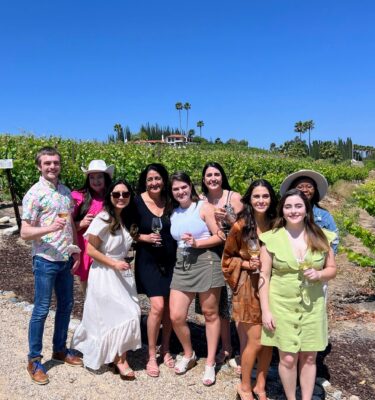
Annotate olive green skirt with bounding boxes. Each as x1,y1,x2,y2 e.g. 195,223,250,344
170,247,225,293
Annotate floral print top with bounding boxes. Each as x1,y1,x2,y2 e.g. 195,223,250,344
22,176,74,261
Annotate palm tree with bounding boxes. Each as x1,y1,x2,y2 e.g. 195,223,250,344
304,120,315,154
175,102,183,133
188,129,195,141
184,102,191,135
294,121,306,141
197,120,204,137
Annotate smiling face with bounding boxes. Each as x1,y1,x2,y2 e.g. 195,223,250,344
37,154,61,185
88,172,106,194
146,169,164,196
171,179,192,207
110,183,130,211
293,177,316,201
204,167,223,192
250,185,271,215
282,194,307,226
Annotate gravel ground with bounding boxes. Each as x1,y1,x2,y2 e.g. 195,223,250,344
1,202,373,399
0,295,287,400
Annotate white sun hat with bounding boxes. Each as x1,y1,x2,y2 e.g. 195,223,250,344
81,160,115,179
280,169,328,200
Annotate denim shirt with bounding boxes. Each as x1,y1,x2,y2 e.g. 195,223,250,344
313,205,339,254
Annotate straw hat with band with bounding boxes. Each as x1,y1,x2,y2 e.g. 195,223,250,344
81,160,115,179
280,170,328,201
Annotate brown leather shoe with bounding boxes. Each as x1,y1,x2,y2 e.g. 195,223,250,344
52,350,83,367
27,359,49,385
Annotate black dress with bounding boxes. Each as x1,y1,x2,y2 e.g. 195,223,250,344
134,195,177,297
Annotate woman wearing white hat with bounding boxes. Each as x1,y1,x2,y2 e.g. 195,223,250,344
72,160,114,294
280,170,338,254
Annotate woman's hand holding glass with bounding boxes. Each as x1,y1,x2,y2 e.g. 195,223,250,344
213,207,226,227
297,257,315,287
151,217,163,247
181,233,196,248
246,237,261,273
112,259,131,271
303,267,321,282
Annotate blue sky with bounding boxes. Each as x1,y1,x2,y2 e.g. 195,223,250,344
1,0,374,148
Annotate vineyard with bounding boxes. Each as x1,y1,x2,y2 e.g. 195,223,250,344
0,134,371,199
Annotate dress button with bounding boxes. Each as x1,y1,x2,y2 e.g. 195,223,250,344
295,308,299,312
294,324,298,329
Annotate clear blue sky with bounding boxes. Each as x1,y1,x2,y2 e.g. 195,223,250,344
1,0,374,148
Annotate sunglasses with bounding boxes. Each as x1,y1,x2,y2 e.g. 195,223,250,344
111,191,131,199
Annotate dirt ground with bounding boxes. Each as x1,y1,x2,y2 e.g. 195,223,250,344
1,192,375,399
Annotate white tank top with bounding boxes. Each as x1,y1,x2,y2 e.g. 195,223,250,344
170,201,211,247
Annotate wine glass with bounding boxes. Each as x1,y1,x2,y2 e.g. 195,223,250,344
57,210,69,220
246,237,260,274
123,243,135,277
151,217,163,247
124,244,135,265
297,256,312,287
180,235,191,257
57,207,70,232
297,255,312,306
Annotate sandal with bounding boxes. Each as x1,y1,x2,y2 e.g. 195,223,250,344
174,352,197,375
162,352,175,369
114,363,136,381
215,349,232,365
146,357,160,378
202,363,216,386
236,384,254,400
229,356,242,376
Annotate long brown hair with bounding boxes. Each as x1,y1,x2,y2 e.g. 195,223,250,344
274,189,330,253
101,179,135,235
237,179,277,241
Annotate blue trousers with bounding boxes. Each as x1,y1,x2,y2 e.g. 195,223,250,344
28,256,74,360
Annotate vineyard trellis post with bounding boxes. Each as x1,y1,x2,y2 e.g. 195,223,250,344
0,159,21,231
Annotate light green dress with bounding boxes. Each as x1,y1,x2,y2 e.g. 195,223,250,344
259,227,335,353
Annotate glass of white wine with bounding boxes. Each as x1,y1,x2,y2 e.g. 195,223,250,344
297,256,312,306
57,209,69,220
297,257,313,287
246,237,260,274
151,217,163,247
57,208,69,232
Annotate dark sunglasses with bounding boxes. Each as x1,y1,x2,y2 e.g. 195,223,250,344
111,191,131,199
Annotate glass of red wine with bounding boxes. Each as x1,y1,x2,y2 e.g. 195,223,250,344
123,243,135,277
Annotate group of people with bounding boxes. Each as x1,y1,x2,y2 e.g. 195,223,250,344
21,146,338,400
